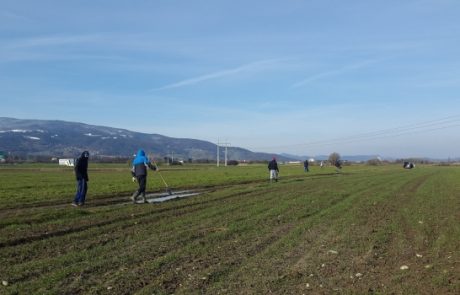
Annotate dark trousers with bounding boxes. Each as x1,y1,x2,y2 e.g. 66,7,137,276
74,179,88,204
134,175,147,197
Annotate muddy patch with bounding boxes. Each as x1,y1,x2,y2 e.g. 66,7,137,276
132,190,204,204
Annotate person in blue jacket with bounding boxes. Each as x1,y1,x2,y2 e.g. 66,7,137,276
72,151,89,206
131,149,157,203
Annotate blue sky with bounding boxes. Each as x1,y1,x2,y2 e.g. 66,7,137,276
1,0,460,158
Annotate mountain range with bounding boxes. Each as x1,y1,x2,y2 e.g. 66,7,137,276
2,117,447,163
0,117,294,161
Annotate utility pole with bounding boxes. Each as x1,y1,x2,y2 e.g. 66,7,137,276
225,144,228,166
217,140,230,166
217,142,220,167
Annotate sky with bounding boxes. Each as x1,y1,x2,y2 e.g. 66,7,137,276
1,0,460,158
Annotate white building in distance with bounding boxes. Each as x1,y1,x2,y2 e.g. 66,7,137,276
59,158,75,167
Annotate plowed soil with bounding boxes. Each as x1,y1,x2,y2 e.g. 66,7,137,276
0,165,458,294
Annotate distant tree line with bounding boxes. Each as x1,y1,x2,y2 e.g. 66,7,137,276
1,152,456,165
1,153,132,164
395,158,433,164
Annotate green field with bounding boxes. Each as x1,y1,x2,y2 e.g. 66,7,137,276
0,164,459,294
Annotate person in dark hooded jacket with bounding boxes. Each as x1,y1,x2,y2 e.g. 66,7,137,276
303,159,309,172
268,157,279,182
72,151,89,206
131,149,157,203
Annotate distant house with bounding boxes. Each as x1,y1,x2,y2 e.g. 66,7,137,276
59,158,75,167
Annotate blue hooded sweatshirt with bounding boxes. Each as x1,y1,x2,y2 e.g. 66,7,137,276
133,149,149,166
132,149,154,176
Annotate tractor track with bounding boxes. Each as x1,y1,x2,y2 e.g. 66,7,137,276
0,182,281,248
0,171,387,249
0,172,350,213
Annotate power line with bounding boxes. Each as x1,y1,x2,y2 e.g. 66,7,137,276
250,114,460,150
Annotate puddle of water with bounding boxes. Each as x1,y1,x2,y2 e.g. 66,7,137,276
149,192,201,203
133,190,202,204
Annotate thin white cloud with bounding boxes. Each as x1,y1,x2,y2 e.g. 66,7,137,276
292,59,381,88
416,77,460,88
0,52,125,63
4,34,102,49
0,9,32,22
151,59,283,91
0,34,127,63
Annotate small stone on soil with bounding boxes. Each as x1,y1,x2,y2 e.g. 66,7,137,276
328,250,338,255
400,265,409,270
2,281,8,286
416,253,423,258
355,273,363,278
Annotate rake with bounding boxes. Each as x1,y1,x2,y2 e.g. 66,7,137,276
152,159,173,195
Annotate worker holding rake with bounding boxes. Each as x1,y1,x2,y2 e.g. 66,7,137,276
131,149,157,203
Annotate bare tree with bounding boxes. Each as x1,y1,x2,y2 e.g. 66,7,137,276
367,158,382,166
328,152,341,166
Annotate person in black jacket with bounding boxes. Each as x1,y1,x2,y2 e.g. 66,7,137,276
131,149,157,203
72,151,89,206
268,157,279,182
303,159,309,172
334,160,342,172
